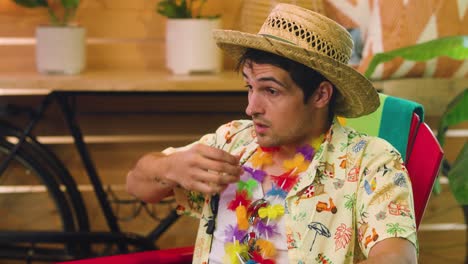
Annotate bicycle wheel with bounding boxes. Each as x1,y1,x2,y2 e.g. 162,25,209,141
0,120,90,234
0,139,77,262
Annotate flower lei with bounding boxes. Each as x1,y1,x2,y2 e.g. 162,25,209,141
223,135,324,264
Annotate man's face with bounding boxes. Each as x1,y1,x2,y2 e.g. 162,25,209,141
243,61,320,148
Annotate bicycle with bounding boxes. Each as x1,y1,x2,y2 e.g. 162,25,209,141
0,91,182,263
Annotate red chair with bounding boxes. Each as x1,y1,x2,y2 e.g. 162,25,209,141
56,246,194,264
340,94,444,229
58,96,443,264
405,116,444,228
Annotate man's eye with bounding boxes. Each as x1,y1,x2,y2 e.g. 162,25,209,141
267,88,278,95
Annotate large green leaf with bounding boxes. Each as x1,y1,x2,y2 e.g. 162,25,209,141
448,142,468,205
436,89,468,147
433,88,468,195
364,36,468,78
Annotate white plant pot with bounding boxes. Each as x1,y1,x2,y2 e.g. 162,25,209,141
166,19,222,75
36,26,86,75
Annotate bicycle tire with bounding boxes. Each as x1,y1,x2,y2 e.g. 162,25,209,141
0,139,78,262
0,120,90,234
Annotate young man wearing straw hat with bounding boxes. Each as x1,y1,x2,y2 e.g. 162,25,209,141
127,3,417,263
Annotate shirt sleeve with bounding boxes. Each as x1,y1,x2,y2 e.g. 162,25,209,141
355,137,418,257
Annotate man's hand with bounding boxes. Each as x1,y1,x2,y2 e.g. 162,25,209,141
165,144,243,195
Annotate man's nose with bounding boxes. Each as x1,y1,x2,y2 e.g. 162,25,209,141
245,91,263,117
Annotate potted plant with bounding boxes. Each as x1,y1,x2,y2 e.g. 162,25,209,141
157,0,221,75
12,0,85,75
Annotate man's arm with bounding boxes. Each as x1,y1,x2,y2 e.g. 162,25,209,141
353,137,418,263
126,152,176,203
126,144,243,203
361,237,417,264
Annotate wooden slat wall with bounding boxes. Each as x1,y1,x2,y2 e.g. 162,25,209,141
0,0,243,72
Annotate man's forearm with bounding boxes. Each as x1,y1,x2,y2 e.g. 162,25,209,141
126,152,176,203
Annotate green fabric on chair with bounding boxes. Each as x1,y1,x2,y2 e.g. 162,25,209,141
339,94,424,161
379,95,424,161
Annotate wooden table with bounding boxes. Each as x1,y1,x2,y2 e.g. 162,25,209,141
0,71,245,95
0,70,465,115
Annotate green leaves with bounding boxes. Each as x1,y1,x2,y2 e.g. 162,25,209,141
12,0,48,8
432,88,468,202
157,0,191,18
448,142,468,205
437,89,468,147
437,89,468,205
61,0,79,9
364,36,468,79
12,0,80,26
156,0,215,19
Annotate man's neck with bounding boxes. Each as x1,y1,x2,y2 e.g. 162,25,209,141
275,123,331,160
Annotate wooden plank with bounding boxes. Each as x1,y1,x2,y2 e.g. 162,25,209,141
0,42,235,73
0,0,48,37
421,184,465,224
0,0,237,37
375,78,468,116
78,9,165,39
0,45,36,72
86,41,166,70
0,70,246,92
0,93,247,114
418,230,466,263
0,41,167,72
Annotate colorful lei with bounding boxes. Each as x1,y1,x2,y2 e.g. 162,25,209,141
223,136,324,264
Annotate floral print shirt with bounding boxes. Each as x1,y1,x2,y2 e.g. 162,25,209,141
162,119,418,264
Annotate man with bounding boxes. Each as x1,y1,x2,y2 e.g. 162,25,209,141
127,4,417,263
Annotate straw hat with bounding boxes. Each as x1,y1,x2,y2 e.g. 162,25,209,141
240,0,326,34
213,3,379,118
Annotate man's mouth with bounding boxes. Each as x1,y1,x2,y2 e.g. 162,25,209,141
254,121,269,134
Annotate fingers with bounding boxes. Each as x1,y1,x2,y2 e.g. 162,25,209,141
168,144,244,195
196,155,243,177
193,144,240,165
180,163,240,195
178,168,228,194
192,167,240,185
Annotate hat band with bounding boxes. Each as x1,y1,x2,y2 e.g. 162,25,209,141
260,34,296,45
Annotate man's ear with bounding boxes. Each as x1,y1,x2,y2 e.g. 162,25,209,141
310,81,334,108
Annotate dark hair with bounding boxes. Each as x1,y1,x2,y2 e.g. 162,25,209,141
236,48,337,106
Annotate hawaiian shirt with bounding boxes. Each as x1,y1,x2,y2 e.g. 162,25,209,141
162,119,418,264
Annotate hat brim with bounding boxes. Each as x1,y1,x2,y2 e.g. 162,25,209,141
213,29,379,118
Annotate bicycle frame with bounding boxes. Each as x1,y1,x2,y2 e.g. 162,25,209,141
0,91,182,261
